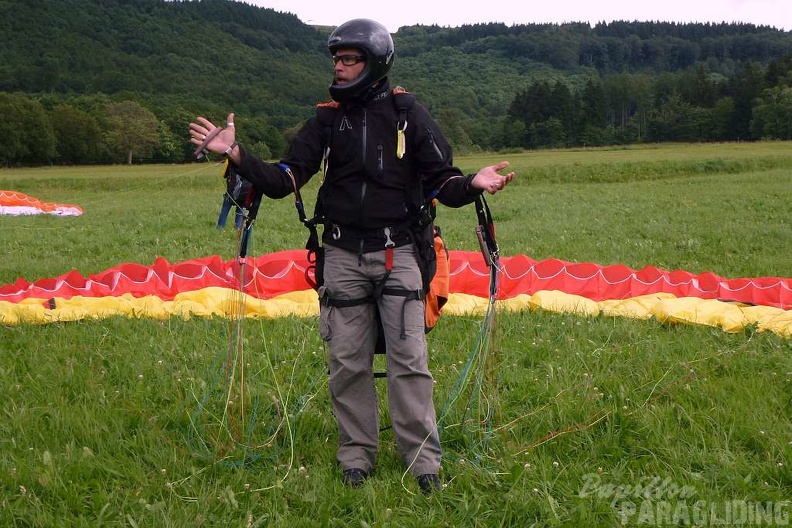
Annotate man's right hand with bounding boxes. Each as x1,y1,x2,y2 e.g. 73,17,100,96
189,112,238,162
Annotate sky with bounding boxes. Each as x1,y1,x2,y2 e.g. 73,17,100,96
245,0,791,32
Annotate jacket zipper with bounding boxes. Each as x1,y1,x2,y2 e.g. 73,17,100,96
361,109,367,164
426,127,444,161
358,180,367,265
358,110,368,227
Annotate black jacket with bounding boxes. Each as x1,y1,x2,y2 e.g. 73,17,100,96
235,80,480,250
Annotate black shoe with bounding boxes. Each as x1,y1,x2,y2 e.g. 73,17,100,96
342,468,368,488
417,474,441,494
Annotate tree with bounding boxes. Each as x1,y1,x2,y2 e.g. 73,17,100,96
508,81,553,126
498,116,526,149
750,86,792,139
580,78,607,129
236,116,287,159
105,100,161,164
604,74,635,128
548,81,576,144
51,104,103,163
435,107,475,153
766,52,792,87
153,120,182,163
648,92,704,141
0,92,56,166
725,62,767,139
709,96,736,140
531,117,566,148
603,73,652,142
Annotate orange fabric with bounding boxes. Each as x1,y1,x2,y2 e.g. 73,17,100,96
0,190,83,216
315,100,340,109
425,228,450,331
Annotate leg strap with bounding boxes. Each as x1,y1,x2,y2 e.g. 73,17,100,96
322,296,374,308
321,287,423,340
381,287,424,339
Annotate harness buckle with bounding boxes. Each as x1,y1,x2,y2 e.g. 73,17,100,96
383,227,395,248
332,224,341,240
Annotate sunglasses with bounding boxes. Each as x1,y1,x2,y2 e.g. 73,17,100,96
332,54,367,66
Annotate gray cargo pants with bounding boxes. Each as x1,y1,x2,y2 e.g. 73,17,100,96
318,243,442,476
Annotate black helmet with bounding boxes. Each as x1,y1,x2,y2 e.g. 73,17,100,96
328,19,395,101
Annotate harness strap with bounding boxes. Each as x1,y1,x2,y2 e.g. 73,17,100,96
474,194,500,301
322,285,423,340
322,296,374,308
278,162,325,288
393,86,414,159
381,287,424,339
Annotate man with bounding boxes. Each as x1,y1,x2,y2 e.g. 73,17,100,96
189,18,514,493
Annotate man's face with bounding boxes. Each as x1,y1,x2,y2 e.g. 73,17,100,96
332,48,367,85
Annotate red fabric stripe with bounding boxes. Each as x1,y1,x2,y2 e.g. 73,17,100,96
1,250,790,310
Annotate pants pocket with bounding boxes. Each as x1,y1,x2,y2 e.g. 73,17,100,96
318,286,333,341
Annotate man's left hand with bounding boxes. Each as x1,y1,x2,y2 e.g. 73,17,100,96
471,161,515,195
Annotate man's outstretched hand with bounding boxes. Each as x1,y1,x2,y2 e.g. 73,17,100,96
189,113,238,161
470,161,516,195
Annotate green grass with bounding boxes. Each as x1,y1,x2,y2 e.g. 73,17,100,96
1,143,792,526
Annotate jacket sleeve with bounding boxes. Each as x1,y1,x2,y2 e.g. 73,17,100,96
411,105,482,208
233,116,325,200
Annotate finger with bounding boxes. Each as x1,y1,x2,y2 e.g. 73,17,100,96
226,112,235,127
192,126,224,158
491,161,510,173
196,116,215,128
188,123,210,139
189,130,208,142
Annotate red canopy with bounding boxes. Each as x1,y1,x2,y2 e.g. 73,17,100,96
2,250,790,310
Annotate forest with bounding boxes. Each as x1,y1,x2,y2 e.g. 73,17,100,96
2,0,792,166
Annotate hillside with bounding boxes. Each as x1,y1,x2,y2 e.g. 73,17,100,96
1,0,792,164
0,0,330,117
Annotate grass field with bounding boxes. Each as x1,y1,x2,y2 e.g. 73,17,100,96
1,142,791,526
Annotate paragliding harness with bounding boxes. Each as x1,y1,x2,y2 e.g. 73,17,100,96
280,87,450,357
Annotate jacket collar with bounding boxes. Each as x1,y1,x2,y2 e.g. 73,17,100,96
342,78,391,109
